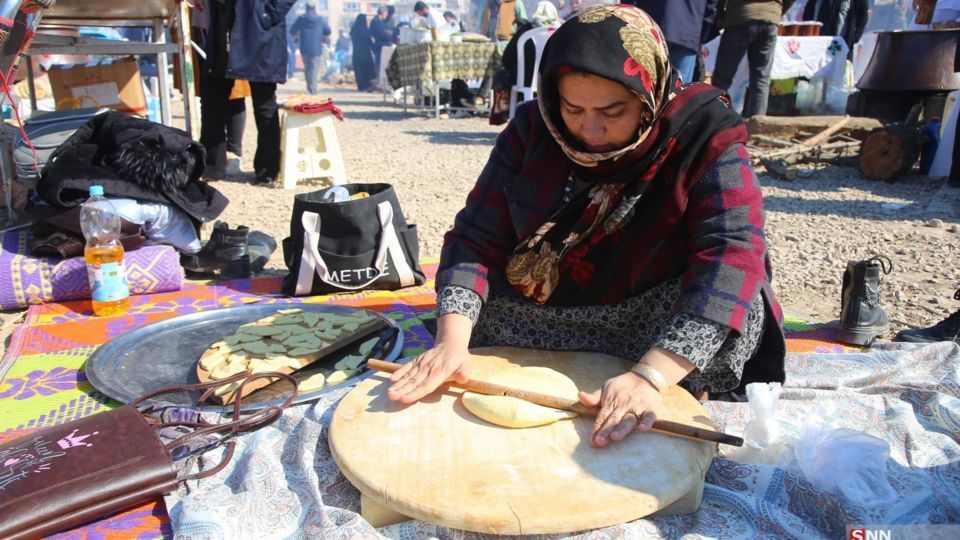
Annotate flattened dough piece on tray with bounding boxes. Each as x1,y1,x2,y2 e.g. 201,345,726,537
461,366,579,428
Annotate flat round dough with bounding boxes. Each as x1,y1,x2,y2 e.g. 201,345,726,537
461,366,579,428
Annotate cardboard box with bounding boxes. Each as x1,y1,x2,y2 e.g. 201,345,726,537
47,57,146,115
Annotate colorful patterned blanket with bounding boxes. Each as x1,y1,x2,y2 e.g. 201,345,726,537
2,264,955,539
0,264,438,539
0,229,184,310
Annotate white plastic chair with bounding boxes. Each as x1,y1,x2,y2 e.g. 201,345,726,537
508,27,554,119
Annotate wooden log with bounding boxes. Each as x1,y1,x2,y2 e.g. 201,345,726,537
858,125,921,182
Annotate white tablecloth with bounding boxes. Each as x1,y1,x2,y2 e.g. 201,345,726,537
702,35,850,113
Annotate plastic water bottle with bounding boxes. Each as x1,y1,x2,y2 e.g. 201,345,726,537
919,117,941,175
80,186,130,316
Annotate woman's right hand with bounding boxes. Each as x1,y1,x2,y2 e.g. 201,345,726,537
386,341,473,403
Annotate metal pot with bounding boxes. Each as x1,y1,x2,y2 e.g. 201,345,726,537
857,29,960,91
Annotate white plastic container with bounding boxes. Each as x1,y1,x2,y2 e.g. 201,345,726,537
399,27,431,44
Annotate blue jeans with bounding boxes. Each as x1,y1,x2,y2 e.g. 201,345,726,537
668,42,697,84
303,54,322,95
712,21,778,118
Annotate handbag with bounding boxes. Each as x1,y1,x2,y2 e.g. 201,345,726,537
0,371,297,540
282,183,426,296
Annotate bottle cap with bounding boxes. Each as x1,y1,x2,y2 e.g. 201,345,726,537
89,185,104,197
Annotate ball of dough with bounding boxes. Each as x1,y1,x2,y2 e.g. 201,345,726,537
461,366,579,428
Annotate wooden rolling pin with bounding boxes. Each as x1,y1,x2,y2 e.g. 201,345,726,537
366,359,744,447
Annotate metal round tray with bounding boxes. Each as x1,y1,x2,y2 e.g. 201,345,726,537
84,303,403,412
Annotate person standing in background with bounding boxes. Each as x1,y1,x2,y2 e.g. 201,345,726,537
803,0,869,58
351,14,377,92
333,29,350,79
443,10,465,33
413,1,447,39
711,0,794,118
841,0,869,59
286,4,302,78
482,0,527,45
290,0,332,95
802,0,850,36
191,1,246,175
200,0,297,186
370,7,393,75
386,5,398,44
560,0,582,20
630,1,719,83
225,80,250,174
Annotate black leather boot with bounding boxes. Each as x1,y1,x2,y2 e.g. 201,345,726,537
837,255,892,346
181,222,251,279
247,230,277,273
893,289,960,344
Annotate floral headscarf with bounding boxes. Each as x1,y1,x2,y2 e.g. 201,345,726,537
505,4,746,305
536,4,681,176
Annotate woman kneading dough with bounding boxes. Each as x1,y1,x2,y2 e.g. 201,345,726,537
387,5,786,448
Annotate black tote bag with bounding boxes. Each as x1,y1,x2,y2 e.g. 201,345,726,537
282,183,426,296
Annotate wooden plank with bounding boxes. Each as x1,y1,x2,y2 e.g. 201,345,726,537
176,2,198,139
747,114,884,141
42,0,176,22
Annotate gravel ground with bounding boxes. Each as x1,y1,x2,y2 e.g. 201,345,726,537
2,77,959,355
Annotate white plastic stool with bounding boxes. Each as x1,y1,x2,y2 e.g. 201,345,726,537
279,109,347,190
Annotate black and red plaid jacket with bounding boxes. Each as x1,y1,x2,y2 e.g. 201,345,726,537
437,103,783,335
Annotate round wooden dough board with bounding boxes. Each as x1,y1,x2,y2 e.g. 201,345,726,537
329,347,717,534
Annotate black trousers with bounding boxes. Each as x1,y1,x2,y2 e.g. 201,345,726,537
226,97,245,156
200,76,280,180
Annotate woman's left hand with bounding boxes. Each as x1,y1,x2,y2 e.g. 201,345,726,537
578,371,663,448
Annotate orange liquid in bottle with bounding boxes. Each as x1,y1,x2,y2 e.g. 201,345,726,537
85,244,130,316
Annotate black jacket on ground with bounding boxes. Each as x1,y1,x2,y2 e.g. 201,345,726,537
38,111,228,224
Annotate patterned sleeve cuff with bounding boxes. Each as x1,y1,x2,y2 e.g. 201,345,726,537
653,313,729,369
436,285,483,325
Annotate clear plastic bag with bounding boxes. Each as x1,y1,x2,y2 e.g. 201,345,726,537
735,384,897,508
793,409,898,508
744,382,782,449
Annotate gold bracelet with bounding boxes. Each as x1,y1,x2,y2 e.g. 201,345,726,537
629,363,668,393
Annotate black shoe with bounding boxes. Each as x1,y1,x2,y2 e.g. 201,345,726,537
894,289,960,344
253,175,275,186
181,222,251,279
837,255,892,346
247,230,277,273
